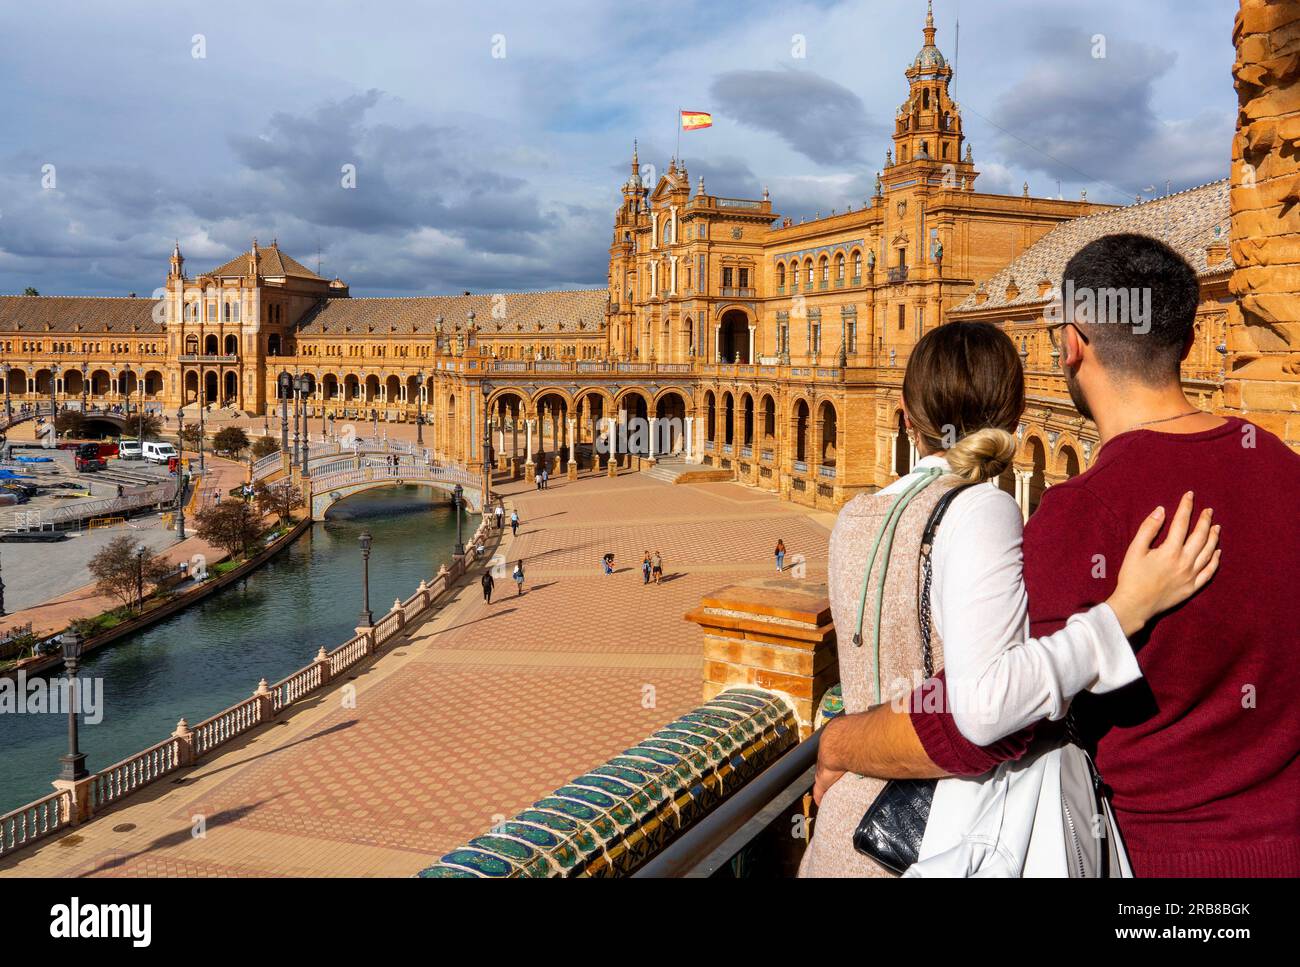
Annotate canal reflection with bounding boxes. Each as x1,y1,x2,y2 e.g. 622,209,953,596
0,486,466,813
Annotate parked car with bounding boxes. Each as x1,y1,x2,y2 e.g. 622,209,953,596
117,439,141,460
142,441,179,464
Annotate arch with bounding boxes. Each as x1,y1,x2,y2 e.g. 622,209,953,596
223,370,238,404
1026,436,1048,516
223,333,238,356
793,399,810,464
818,400,837,466
364,374,381,404
894,410,910,475
776,263,786,288
721,391,735,446
741,392,755,447
204,333,219,355
653,389,688,455
704,389,716,442
718,308,752,364
34,369,53,395
185,370,199,404
203,370,218,405
5,368,26,395
1058,444,1082,480
835,252,846,281
63,368,84,397
144,370,164,396
384,374,401,404
760,393,776,443
323,374,340,400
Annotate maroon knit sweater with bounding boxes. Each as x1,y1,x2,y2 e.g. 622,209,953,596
910,418,1300,876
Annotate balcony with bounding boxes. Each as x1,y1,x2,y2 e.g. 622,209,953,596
887,266,909,283
721,287,756,298
817,464,837,479
178,354,237,365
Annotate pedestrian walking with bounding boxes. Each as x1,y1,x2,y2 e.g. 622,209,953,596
541,467,549,490
652,550,663,585
481,569,494,604
534,469,541,491
510,509,519,536
512,559,525,596
495,503,504,529
641,551,652,585
775,539,786,573
602,552,615,576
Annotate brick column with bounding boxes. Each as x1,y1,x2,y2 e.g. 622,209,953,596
1225,1,1300,448
685,577,836,740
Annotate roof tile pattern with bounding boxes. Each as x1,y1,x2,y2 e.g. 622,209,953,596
955,179,1233,313
0,296,161,334
203,242,326,280
295,290,608,336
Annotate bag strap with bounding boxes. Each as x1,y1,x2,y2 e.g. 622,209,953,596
917,481,978,677
851,468,942,704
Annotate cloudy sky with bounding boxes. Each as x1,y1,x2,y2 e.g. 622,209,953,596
0,0,1236,298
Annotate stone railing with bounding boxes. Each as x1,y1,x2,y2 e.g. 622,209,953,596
420,577,835,878
0,516,496,861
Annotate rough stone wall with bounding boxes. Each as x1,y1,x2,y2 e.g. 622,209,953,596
1228,0,1300,447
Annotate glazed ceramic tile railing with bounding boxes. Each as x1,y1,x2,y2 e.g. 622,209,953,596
0,516,495,861
420,686,800,878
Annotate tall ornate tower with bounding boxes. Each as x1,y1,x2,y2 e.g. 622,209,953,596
885,0,977,189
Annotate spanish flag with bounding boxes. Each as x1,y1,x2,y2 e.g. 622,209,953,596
681,110,713,131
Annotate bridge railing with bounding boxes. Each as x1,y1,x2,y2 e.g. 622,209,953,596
1,477,178,532
0,514,497,861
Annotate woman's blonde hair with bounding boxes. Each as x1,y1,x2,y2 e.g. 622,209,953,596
902,321,1025,483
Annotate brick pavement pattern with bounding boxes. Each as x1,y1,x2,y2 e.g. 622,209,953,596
0,469,829,877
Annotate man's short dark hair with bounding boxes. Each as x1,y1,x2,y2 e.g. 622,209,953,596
1061,233,1199,384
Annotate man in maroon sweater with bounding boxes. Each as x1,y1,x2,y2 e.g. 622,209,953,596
815,234,1300,876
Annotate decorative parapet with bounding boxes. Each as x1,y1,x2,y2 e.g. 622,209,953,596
685,578,836,739
419,686,799,878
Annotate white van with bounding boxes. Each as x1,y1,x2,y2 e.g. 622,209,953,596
142,441,179,464
118,439,142,460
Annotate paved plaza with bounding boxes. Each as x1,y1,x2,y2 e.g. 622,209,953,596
0,469,830,877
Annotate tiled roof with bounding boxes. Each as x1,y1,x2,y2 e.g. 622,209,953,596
203,242,326,281
295,290,609,336
954,179,1233,313
0,296,162,334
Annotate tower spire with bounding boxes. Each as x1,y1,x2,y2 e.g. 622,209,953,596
924,0,936,46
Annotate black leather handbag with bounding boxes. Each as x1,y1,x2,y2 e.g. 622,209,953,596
851,482,975,874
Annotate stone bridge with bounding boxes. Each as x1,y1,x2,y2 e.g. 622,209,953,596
307,461,483,520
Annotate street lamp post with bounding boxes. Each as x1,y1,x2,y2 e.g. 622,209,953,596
414,372,425,446
278,372,291,456
452,483,465,557
295,374,311,478
138,379,145,442
0,552,6,616
50,363,60,421
58,629,88,782
2,363,11,423
80,362,89,414
292,374,302,472
197,366,206,472
175,406,187,541
357,531,374,628
480,381,492,511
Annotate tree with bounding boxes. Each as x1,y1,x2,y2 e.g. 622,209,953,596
251,436,280,459
133,412,163,440
194,499,261,559
214,426,250,457
254,480,302,525
22,287,39,297
87,535,173,612
179,423,204,449
54,410,85,439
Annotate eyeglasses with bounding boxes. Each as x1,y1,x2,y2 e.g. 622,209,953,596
1046,321,1089,352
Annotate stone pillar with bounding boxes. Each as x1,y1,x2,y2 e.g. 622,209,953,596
524,418,535,474
567,418,578,479
685,578,836,740
606,415,619,477
684,415,694,463
1224,1,1300,449
646,416,658,464
714,324,721,362
747,325,756,364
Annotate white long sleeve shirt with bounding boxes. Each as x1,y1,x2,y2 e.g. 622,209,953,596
881,456,1142,746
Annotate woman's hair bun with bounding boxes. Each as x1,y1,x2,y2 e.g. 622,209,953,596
945,427,1015,483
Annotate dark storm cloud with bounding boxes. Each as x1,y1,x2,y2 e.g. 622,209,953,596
710,67,880,166
987,28,1230,195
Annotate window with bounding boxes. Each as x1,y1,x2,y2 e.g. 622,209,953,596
853,252,862,278
723,267,734,288
820,258,829,282
777,264,786,287
806,261,814,284
898,304,906,331
739,268,749,289
836,254,845,280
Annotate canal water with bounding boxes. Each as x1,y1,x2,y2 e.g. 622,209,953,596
0,486,468,815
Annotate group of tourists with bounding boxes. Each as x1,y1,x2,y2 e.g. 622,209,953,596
533,466,550,490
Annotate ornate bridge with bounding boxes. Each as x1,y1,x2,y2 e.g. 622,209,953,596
307,461,482,520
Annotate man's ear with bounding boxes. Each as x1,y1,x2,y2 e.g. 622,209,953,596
1064,324,1088,370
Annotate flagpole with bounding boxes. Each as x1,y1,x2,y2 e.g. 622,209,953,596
676,106,681,165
